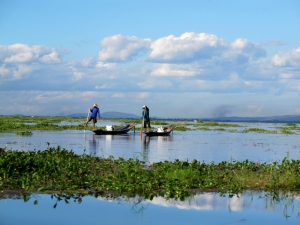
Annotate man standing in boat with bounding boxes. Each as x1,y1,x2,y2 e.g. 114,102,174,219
84,103,100,130
142,105,151,132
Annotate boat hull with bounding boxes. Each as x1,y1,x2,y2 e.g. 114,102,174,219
143,125,175,136
143,131,172,136
93,123,136,135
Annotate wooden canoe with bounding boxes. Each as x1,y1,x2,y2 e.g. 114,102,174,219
93,123,136,135
143,125,175,136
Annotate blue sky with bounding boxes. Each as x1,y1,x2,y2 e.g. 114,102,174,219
0,0,300,118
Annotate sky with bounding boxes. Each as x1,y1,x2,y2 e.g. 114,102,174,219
0,0,300,118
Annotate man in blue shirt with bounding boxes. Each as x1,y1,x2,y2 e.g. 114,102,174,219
84,103,100,130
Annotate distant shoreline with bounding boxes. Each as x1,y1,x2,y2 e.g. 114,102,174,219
1,113,300,123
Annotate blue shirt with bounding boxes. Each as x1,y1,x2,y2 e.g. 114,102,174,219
90,107,100,118
142,109,150,121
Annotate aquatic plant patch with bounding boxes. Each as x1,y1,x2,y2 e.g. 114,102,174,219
0,147,300,199
241,128,278,134
16,131,33,136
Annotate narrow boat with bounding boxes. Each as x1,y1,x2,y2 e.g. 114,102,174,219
143,125,175,136
93,123,136,135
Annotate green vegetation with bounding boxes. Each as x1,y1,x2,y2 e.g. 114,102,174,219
241,128,278,134
16,131,32,136
195,121,240,127
196,127,210,131
174,126,191,131
0,116,298,135
0,116,85,131
286,123,298,128
1,147,300,199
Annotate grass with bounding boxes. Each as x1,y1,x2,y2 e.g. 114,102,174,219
1,147,300,199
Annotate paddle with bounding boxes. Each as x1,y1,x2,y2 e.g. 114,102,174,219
84,108,90,131
140,117,143,137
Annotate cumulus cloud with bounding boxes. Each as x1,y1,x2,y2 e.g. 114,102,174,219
271,47,300,67
151,64,200,77
0,64,9,77
148,32,228,63
0,44,62,64
39,51,61,64
1,32,300,110
98,34,151,62
12,64,37,79
231,38,266,59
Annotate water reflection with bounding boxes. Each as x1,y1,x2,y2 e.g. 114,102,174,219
1,191,299,224
1,126,300,164
141,136,150,166
83,134,98,156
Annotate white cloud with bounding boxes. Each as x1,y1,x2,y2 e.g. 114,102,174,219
148,32,228,63
40,51,61,64
0,44,62,64
138,78,173,89
12,64,37,80
0,64,10,77
95,83,116,90
98,34,151,62
271,47,300,67
1,33,300,117
136,92,150,99
151,64,200,77
95,62,115,69
279,73,294,79
81,58,96,67
111,93,125,98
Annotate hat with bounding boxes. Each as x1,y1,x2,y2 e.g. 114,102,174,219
142,105,146,108
93,103,98,107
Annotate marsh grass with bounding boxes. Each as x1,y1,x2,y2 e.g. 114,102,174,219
1,147,300,199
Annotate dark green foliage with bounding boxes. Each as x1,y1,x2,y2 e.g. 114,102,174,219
1,148,300,199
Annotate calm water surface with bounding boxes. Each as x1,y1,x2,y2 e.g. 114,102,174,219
0,191,299,225
0,122,300,224
1,122,299,164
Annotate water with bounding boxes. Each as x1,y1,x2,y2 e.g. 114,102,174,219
0,122,300,224
0,192,299,225
1,125,299,164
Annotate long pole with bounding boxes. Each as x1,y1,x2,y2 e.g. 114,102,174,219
86,108,90,121
140,117,143,137
84,108,90,131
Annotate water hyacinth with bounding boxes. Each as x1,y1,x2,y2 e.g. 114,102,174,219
0,147,300,199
